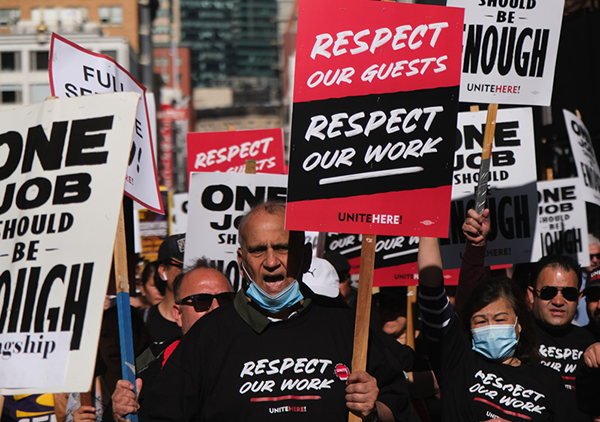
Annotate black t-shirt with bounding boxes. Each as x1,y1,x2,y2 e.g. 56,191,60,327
583,322,600,342
144,304,181,343
534,321,595,422
418,285,570,422
139,294,415,422
434,318,570,421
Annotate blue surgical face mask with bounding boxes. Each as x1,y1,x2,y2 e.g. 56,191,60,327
241,262,304,313
471,317,519,362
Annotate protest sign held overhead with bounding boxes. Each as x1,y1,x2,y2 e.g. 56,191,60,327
49,33,164,214
447,0,564,106
286,0,464,237
185,172,287,291
531,180,588,265
0,92,140,393
440,107,538,268
564,109,600,206
187,128,286,176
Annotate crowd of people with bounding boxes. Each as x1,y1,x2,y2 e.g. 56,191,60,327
3,201,600,422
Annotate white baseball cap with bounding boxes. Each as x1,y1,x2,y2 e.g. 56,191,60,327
304,257,340,298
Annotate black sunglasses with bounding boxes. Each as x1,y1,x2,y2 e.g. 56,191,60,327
534,286,579,302
177,292,235,312
590,253,600,260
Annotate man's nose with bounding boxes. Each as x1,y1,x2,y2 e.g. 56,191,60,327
264,249,279,268
552,293,567,305
209,297,219,312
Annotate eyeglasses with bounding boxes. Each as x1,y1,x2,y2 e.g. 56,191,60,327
534,286,579,302
590,253,600,261
177,292,235,312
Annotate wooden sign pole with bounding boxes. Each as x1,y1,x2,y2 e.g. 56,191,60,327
474,103,499,215
114,202,139,422
349,234,377,422
405,286,417,350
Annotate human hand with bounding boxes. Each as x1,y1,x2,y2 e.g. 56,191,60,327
462,208,490,247
73,406,96,422
112,379,143,422
583,342,600,369
345,371,378,420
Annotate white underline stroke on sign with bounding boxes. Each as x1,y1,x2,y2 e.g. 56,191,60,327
339,245,362,255
318,167,424,186
383,248,418,260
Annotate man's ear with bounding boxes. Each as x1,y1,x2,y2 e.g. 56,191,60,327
172,304,183,328
527,286,535,305
237,248,242,265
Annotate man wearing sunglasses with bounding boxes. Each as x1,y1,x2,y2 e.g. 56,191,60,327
172,261,235,335
575,234,600,327
139,201,416,422
527,254,596,422
110,259,234,422
583,268,600,342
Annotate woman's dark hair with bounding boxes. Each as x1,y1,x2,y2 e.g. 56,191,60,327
141,261,157,287
460,278,540,365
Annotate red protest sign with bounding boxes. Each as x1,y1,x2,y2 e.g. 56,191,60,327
187,128,286,177
286,0,464,237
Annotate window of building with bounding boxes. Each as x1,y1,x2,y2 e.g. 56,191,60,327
0,9,20,26
30,84,51,104
100,50,117,61
99,6,123,25
30,51,49,71
0,52,20,72
1,85,23,105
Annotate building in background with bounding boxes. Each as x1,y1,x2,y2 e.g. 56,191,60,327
0,0,139,50
0,0,141,111
0,33,134,111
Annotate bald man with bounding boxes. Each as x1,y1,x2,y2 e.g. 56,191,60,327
111,259,234,422
139,202,416,422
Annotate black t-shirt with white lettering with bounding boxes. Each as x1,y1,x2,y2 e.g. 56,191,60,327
418,284,570,422
139,294,415,422
534,321,595,422
432,318,569,421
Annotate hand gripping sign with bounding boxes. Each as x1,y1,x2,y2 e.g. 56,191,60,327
49,33,164,214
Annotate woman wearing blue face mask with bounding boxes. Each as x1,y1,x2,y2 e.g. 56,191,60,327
417,237,570,422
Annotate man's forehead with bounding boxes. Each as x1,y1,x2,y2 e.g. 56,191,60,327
537,266,579,287
241,211,288,242
183,268,229,290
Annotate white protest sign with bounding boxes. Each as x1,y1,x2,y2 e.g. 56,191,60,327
564,109,600,206
448,0,564,106
185,173,287,291
440,107,537,268
0,92,140,393
171,192,189,236
49,33,164,214
531,180,589,265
